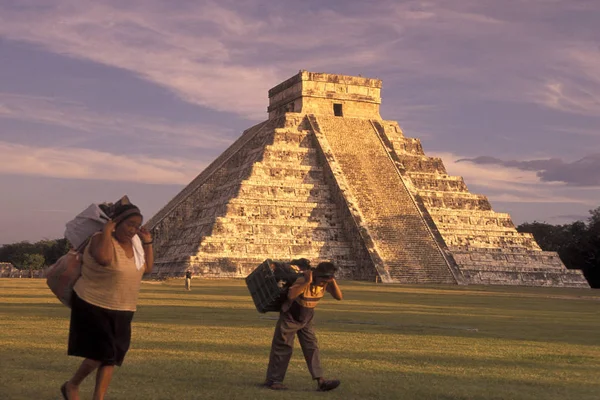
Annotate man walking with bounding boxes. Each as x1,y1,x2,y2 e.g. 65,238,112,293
185,270,192,291
264,261,343,392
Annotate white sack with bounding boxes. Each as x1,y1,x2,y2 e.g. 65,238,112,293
64,204,110,251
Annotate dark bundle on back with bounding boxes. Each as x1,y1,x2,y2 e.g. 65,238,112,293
246,258,311,313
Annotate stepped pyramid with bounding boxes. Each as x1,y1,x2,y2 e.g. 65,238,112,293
147,71,589,287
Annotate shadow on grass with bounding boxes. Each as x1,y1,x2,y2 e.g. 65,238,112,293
3,345,597,400
132,337,597,372
3,300,599,348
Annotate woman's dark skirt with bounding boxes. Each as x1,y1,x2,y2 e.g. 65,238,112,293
68,291,135,366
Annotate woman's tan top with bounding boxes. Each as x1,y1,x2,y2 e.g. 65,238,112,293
73,234,145,311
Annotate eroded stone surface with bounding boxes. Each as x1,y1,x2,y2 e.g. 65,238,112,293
147,71,589,288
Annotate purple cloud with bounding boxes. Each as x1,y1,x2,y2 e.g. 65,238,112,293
457,154,600,186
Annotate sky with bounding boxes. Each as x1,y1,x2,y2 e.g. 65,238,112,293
0,0,599,245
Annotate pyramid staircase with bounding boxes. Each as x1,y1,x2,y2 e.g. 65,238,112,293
308,115,460,284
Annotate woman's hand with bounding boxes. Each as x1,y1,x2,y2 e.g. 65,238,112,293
138,226,153,244
103,219,116,234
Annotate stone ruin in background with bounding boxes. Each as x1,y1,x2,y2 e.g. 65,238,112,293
146,71,589,288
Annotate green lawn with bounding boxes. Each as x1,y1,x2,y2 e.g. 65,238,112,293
1,279,599,400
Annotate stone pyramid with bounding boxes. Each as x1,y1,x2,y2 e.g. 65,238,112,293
147,71,589,287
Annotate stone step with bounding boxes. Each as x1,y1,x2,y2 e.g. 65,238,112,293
432,217,515,229
404,172,469,192
196,243,355,258
195,188,332,210
436,224,521,234
395,155,448,174
419,192,492,211
461,268,588,288
389,138,425,155
246,165,325,184
442,235,537,248
314,116,457,284
261,147,319,165
271,129,314,148
428,208,512,218
200,234,354,246
212,221,347,239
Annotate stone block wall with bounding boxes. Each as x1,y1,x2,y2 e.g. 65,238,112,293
376,120,589,287
148,114,359,279
268,71,382,120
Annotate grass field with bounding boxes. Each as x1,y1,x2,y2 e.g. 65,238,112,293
1,279,599,400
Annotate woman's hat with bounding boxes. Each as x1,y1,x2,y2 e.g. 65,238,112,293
112,203,142,224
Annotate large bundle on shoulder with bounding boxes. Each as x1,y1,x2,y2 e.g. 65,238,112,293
64,196,130,252
45,196,130,307
246,258,311,313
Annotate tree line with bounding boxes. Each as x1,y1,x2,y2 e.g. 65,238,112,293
1,206,598,287
516,206,600,288
0,239,70,272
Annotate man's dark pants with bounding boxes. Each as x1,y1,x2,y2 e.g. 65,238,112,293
266,307,322,383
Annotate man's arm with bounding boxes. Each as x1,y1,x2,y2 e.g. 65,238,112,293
325,278,343,300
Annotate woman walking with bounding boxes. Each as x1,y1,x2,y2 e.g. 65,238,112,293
61,203,154,400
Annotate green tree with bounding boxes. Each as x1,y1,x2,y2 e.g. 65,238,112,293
518,205,600,288
582,206,600,287
25,253,46,270
12,253,45,277
40,238,70,265
0,239,69,269
0,241,38,267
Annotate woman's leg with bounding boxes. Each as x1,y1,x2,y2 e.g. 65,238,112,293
65,358,102,399
93,365,115,400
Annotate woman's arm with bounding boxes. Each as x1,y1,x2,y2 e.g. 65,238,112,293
89,220,116,266
139,227,154,274
325,278,343,300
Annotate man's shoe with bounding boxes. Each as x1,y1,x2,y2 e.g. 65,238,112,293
317,379,341,392
264,381,288,390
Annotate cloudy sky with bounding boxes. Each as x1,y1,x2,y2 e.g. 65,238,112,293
0,0,599,244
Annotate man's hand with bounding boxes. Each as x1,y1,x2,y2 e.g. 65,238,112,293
304,269,313,284
325,277,343,300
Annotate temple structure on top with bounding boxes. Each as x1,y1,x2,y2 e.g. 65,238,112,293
146,71,588,287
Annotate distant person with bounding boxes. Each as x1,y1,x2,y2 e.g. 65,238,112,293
60,203,154,400
185,270,192,291
264,261,343,392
